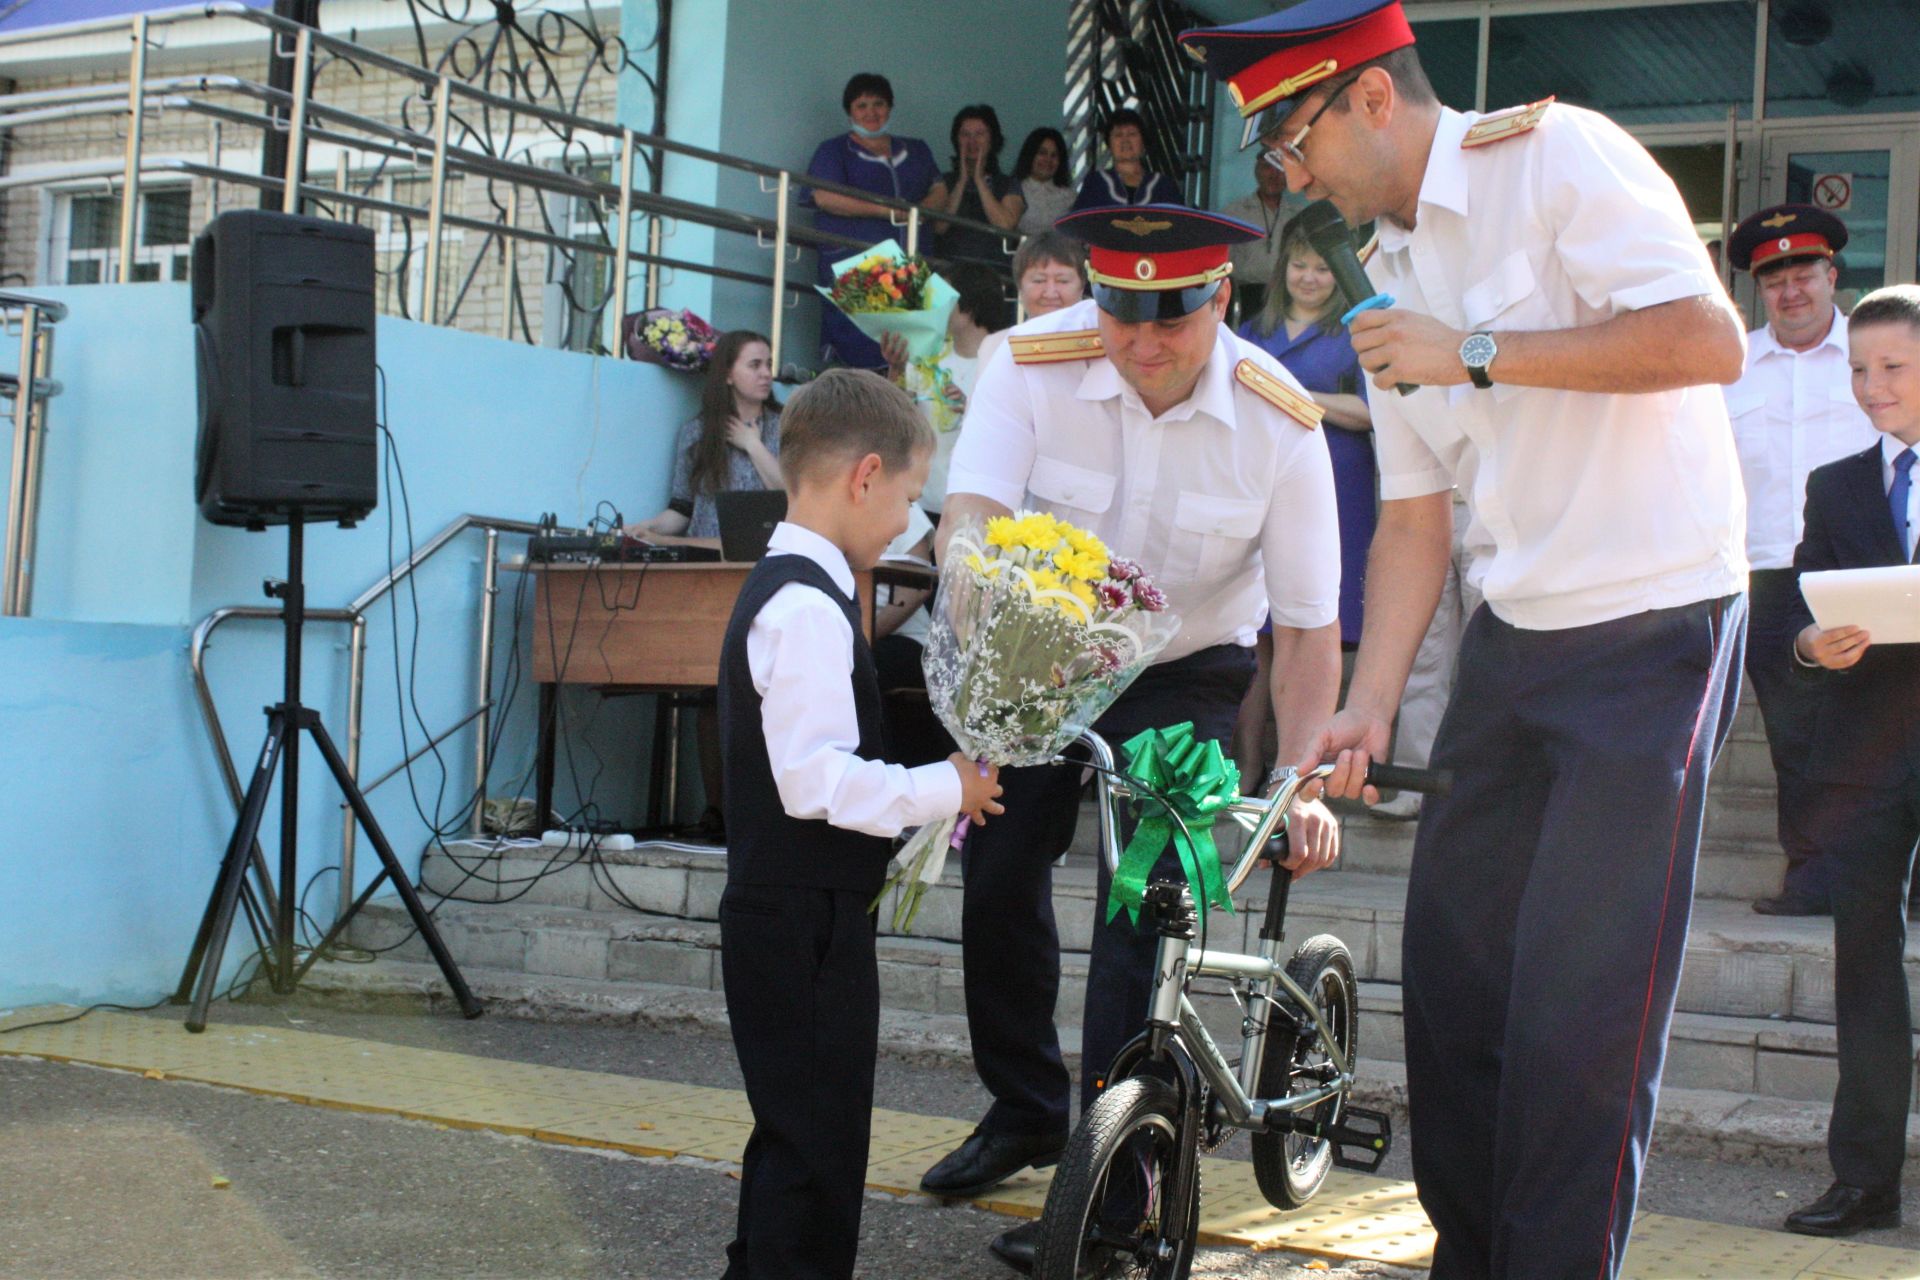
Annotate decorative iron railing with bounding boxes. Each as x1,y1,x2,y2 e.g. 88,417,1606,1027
1065,0,1215,208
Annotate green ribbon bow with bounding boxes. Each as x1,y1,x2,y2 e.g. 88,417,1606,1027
1104,722,1241,928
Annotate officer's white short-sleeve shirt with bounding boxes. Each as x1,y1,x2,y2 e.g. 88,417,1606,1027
1366,104,1749,630
945,298,1341,662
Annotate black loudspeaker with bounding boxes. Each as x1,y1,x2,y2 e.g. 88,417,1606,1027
193,210,378,528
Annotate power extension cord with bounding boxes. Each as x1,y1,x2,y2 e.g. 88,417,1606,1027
540,828,637,852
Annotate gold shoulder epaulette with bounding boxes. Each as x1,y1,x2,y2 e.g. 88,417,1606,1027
1010,328,1104,365
1356,231,1380,267
1235,359,1322,431
1461,96,1554,149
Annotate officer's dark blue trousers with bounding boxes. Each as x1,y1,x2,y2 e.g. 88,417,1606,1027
959,643,1257,1137
1403,595,1744,1280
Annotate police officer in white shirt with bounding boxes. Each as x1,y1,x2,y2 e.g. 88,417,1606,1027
1724,205,1881,917
1182,3,1750,1276
917,203,1344,1274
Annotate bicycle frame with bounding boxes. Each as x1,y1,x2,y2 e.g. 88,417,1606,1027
1069,731,1352,1134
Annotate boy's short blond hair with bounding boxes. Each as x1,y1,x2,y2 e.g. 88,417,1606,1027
1850,284,1920,336
779,368,935,487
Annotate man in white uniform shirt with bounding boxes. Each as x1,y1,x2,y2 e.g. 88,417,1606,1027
1724,205,1881,917
1182,2,1750,1276
915,203,1344,1275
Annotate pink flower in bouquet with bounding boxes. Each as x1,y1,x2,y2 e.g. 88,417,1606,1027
1132,579,1168,612
1093,644,1123,675
1107,557,1144,583
1095,581,1129,611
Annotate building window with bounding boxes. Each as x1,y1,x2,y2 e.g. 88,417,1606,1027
544,157,616,354
55,187,192,284
1766,0,1920,118
1486,2,1755,125
342,169,466,320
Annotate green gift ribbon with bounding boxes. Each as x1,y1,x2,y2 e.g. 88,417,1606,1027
1104,722,1241,928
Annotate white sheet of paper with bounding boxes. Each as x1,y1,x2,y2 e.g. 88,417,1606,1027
1799,565,1920,644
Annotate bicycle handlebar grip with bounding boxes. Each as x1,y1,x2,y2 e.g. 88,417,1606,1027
1364,763,1453,796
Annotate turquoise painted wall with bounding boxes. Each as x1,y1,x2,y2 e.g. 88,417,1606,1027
0,284,699,1008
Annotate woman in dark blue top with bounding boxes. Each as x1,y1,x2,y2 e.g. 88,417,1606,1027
1071,108,1185,211
1231,215,1375,788
926,104,1022,273
804,73,940,370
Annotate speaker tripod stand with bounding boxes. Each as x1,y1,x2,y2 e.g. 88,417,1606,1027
174,519,482,1031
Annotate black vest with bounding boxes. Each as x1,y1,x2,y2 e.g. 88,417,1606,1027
718,553,894,894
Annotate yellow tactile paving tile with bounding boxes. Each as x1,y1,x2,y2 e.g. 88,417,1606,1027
6,1006,1920,1278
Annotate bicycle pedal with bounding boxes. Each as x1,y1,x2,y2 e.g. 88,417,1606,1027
1329,1106,1392,1172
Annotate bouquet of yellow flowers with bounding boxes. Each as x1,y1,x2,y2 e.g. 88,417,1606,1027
876,511,1180,931
624,307,718,372
817,239,958,360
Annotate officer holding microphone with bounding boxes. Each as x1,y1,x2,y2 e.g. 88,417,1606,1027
1181,3,1751,1277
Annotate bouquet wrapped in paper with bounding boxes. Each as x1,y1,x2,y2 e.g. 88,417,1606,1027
817,239,958,360
877,511,1181,930
625,307,718,372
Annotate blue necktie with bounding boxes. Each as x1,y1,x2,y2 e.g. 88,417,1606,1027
1894,447,1916,562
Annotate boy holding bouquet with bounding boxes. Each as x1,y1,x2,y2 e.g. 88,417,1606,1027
716,368,1003,1279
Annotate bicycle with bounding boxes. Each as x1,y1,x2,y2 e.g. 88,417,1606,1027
1031,730,1450,1279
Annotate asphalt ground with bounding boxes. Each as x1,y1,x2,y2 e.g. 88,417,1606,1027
0,998,1910,1278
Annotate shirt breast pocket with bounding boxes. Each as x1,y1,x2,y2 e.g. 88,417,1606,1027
1027,455,1116,526
1171,490,1266,583
1461,249,1541,331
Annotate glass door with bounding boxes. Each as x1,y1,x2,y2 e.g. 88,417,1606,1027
1762,125,1920,309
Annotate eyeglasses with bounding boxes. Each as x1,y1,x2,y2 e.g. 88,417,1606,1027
1262,74,1361,172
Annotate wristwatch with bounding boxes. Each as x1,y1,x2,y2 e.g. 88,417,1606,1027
1460,330,1498,389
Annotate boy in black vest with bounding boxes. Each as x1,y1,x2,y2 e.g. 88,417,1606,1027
1780,285,1920,1238
717,368,1004,1279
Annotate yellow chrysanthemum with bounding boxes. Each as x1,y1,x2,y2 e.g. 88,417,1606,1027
1066,578,1098,615
964,551,1003,579
1063,524,1109,561
1053,547,1108,583
984,516,1018,550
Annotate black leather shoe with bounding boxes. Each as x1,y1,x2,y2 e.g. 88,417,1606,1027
988,1220,1040,1275
920,1129,1067,1198
1785,1182,1901,1236
1753,894,1831,917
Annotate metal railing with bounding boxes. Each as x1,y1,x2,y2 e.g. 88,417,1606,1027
1,290,67,618
190,514,551,921
0,3,1020,370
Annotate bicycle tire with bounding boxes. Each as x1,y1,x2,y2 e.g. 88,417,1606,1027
1032,1075,1200,1280
1250,934,1358,1210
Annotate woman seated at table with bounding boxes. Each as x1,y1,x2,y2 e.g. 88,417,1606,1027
1229,215,1374,791
624,330,781,547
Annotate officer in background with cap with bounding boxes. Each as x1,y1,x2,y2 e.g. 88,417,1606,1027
1182,2,1750,1276
1725,204,1881,918
920,203,1344,1273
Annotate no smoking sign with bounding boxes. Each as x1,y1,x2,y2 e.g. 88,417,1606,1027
1812,173,1853,212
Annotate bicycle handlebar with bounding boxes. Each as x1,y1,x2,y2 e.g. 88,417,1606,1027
1066,730,1452,897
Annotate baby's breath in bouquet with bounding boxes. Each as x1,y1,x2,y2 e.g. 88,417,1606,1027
876,511,1181,931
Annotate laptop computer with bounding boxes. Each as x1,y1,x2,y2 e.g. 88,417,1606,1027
716,489,789,562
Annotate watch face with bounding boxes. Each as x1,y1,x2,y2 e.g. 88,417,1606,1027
1461,333,1497,367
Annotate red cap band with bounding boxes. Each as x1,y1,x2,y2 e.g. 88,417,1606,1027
1226,5,1416,118
1750,231,1835,272
1086,243,1233,290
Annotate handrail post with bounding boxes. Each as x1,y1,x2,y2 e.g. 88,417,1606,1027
769,171,790,374
644,215,663,311
340,613,368,919
3,308,40,615
422,75,453,324
280,25,313,215
12,313,53,617
905,204,920,257
500,186,518,341
611,127,635,356
471,528,499,836
117,13,149,284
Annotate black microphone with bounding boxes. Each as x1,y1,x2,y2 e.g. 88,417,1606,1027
1295,198,1416,397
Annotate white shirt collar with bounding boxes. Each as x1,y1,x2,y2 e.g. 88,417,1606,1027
766,521,857,597
1751,307,1848,363
1883,432,1918,471
1073,319,1240,428
1378,108,1471,254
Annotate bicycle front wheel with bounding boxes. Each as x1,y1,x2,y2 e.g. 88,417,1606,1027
1250,934,1358,1210
1032,1075,1199,1280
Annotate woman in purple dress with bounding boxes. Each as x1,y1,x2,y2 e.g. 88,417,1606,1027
1230,214,1375,789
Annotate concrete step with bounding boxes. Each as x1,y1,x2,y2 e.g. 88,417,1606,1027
354,858,1920,1110
413,842,1855,1022
297,953,1920,1170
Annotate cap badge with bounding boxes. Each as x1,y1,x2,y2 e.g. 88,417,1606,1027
1111,216,1173,237
1778,237,1793,252
1135,257,1157,281
1761,212,1796,229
